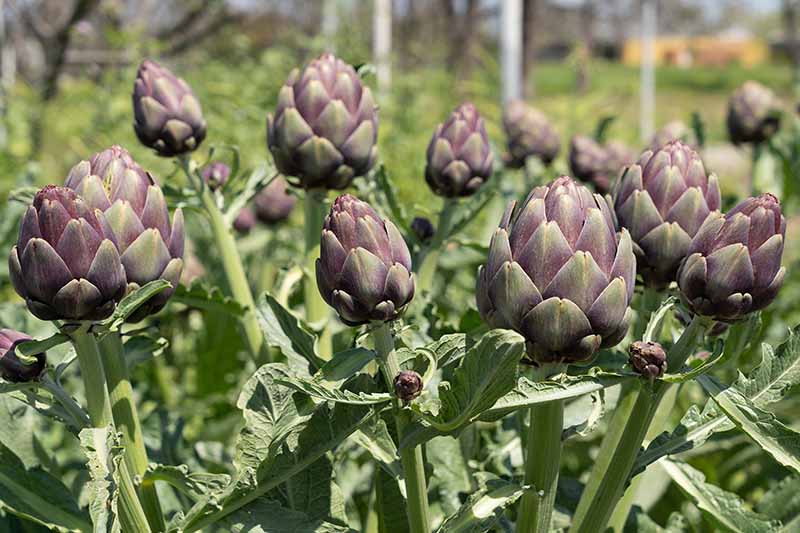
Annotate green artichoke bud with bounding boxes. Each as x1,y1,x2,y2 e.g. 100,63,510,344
411,217,435,243
477,176,636,364
727,81,781,145
316,194,414,326
629,340,666,379
254,176,296,224
425,102,493,197
650,120,695,149
0,329,46,383
202,162,230,191
65,145,184,320
133,59,207,157
678,193,785,321
614,141,721,288
9,186,127,321
267,53,378,190
502,100,560,168
233,207,256,234
394,370,423,402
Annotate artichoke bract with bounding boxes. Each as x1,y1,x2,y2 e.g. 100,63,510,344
614,141,721,288
254,176,296,224
0,329,46,383
477,176,635,364
267,53,378,190
66,146,184,320
502,100,560,168
727,81,781,145
202,162,230,191
425,102,493,197
9,186,127,321
133,59,207,157
316,194,414,326
678,193,785,321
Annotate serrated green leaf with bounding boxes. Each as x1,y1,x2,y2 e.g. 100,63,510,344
172,282,246,316
143,464,230,501
105,280,171,330
256,293,321,373
660,459,778,532
662,339,724,383
80,426,122,533
13,332,70,358
428,436,472,516
351,418,402,483
123,335,168,370
436,478,529,533
375,466,410,533
8,186,38,205
757,475,800,525
562,389,605,440
220,497,355,533
315,347,376,385
428,334,467,368
273,366,391,405
643,296,676,343
280,455,348,525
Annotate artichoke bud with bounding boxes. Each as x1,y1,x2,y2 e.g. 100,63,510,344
394,370,423,402
613,140,721,288
9,186,127,321
678,193,785,321
0,329,46,383
477,176,636,365
254,176,296,225
267,53,378,190
569,135,611,193
629,341,667,379
316,194,414,326
411,217,435,244
133,59,207,157
650,120,696,149
233,207,256,234
727,81,781,145
202,162,230,191
502,100,560,168
425,102,493,197
65,146,184,321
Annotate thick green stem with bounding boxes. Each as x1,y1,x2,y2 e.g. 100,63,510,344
100,333,165,531
517,365,566,533
570,316,708,533
304,189,332,358
372,323,431,533
416,199,458,295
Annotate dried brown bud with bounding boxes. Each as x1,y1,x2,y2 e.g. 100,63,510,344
629,341,667,379
393,370,423,402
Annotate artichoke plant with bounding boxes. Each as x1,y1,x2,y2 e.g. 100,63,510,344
133,59,207,157
0,329,46,383
678,193,785,321
629,340,667,379
254,176,296,224
613,141,721,288
569,135,611,192
9,186,127,321
477,176,635,364
727,81,781,145
65,145,184,320
650,120,695,149
502,100,560,167
425,102,493,197
316,194,414,325
202,162,230,191
267,53,378,190
604,141,636,178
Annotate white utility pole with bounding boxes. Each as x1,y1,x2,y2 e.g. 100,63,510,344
501,0,523,104
373,0,391,95
640,0,656,142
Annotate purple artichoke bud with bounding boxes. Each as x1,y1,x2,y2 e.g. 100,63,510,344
650,120,695,150
9,186,127,321
477,176,636,364
394,370,423,402
629,341,667,379
604,141,636,178
202,162,230,191
614,141,721,288
133,59,207,157
233,207,256,234
0,329,46,383
267,53,378,190
678,193,786,321
425,102,493,197
254,176,296,225
411,217,435,243
65,146,184,320
569,135,611,193
727,81,781,145
502,100,560,168
316,194,414,326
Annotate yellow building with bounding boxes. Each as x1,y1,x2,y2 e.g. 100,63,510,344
622,35,768,67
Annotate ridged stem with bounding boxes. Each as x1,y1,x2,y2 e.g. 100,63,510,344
372,323,431,533
304,189,332,358
416,198,458,294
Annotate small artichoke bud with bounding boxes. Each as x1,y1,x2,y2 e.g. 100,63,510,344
9,186,127,321
678,193,785,321
202,162,230,191
233,207,256,234
727,81,781,145
410,217,435,243
133,59,207,157
425,102,493,197
502,100,560,168
316,194,415,326
650,120,695,149
604,141,636,179
65,146,184,321
629,341,667,379
477,176,636,364
394,370,423,402
569,135,611,193
0,329,46,383
254,176,296,225
614,141,720,288
267,53,378,190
